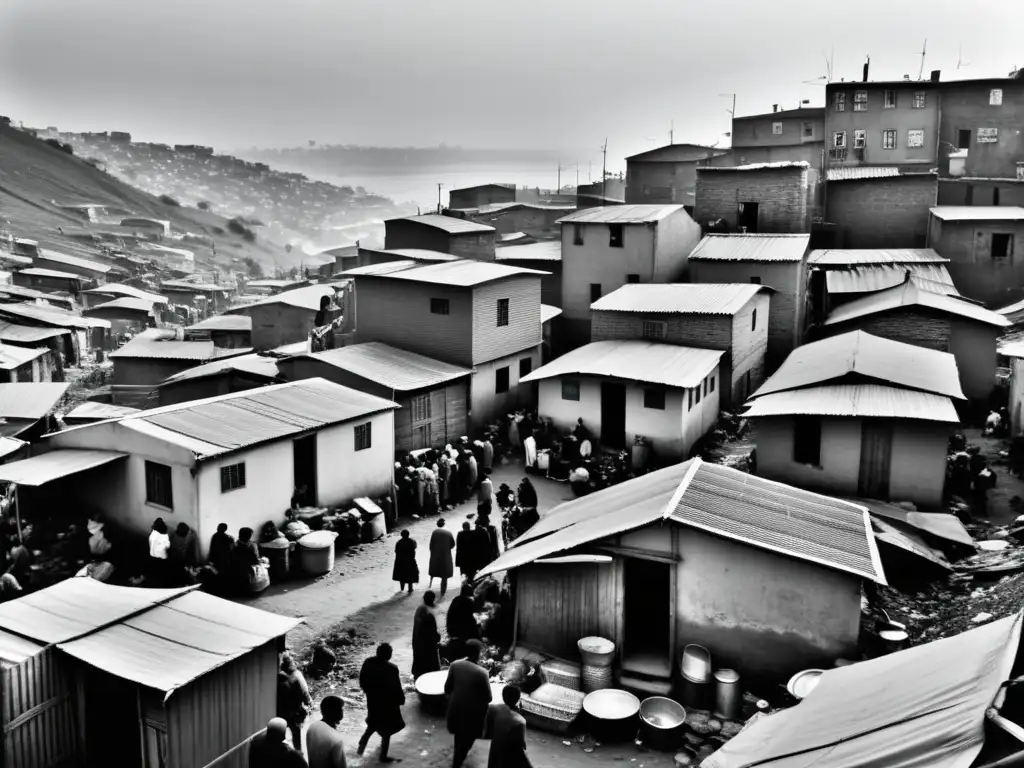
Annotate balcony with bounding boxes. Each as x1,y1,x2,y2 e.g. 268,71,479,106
828,147,847,162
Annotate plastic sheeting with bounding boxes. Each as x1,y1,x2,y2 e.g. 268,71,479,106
703,611,1023,768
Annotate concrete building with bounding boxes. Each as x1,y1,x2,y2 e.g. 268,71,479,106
625,144,730,206
383,214,496,261
494,240,562,307
556,205,702,349
744,330,963,509
590,283,771,407
824,168,937,248
687,234,811,368
344,259,547,426
225,282,348,350
447,183,516,210
694,162,813,233
731,107,825,168
821,276,1010,402
927,206,1024,306
477,459,885,691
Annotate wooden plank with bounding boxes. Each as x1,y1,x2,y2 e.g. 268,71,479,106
597,544,680,564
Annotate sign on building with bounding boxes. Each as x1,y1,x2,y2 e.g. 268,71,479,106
978,128,999,144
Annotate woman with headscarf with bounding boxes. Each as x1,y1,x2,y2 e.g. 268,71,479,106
148,519,170,586
392,529,419,594
208,522,234,573
411,590,441,679
517,478,538,512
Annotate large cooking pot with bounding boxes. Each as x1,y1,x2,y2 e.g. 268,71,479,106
415,670,449,715
582,689,640,742
639,696,685,751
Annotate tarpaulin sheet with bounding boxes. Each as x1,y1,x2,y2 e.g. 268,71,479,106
703,611,1023,768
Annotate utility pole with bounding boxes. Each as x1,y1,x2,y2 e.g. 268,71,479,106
588,160,594,183
600,138,608,201
670,120,674,145
436,183,444,214
576,159,579,191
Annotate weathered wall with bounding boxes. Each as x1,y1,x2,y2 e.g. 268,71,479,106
694,168,810,233
1010,358,1024,436
495,257,561,307
937,79,1024,179
471,276,542,365
626,161,700,205
937,179,1024,207
469,345,541,426
930,218,1024,307
652,209,702,281
384,220,449,252
729,292,770,405
826,175,936,248
449,232,496,261
113,357,196,386
449,186,515,209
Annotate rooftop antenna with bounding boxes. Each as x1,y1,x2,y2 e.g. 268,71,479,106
917,38,928,80
600,138,608,200
670,120,674,145
719,94,736,117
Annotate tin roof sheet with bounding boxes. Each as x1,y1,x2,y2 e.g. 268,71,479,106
109,329,253,361
824,264,958,295
625,144,728,162
126,378,398,458
700,161,810,172
591,283,766,315
742,384,959,422
826,166,901,181
541,304,562,324
36,250,111,274
688,234,811,262
0,345,48,370
63,402,141,421
825,280,1010,328
0,302,110,330
17,268,82,280
930,206,1024,221
159,352,282,387
752,330,964,400
0,629,43,665
160,280,226,293
520,340,723,389
0,321,71,343
0,283,68,304
392,214,495,234
0,449,127,486
0,382,70,419
83,297,156,315
494,241,562,261
343,259,547,287
82,283,168,303
245,279,310,290
367,248,458,262
226,282,347,312
298,343,471,392
0,437,26,461
556,205,685,224
809,248,947,266
187,315,253,332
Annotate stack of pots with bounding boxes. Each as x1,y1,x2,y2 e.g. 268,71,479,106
679,644,712,710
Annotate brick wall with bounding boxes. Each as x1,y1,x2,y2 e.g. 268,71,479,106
450,232,496,261
694,167,810,233
826,175,936,248
823,310,951,351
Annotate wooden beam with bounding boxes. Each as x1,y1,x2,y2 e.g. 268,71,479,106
597,544,680,564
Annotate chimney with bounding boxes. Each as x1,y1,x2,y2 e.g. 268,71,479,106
863,56,870,82
930,69,941,82
772,104,778,113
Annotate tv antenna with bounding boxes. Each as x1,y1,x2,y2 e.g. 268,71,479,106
917,38,928,80
822,47,835,82
719,94,736,117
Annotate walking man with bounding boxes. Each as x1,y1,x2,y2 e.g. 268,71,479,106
444,640,492,768
428,518,456,597
357,643,406,763
249,718,308,768
485,686,533,768
306,696,347,768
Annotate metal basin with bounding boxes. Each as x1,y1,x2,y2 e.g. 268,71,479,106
786,669,825,700
583,689,640,742
639,696,686,751
415,670,449,714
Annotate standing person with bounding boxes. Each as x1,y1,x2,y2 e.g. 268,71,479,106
467,450,479,492
472,519,495,572
477,514,501,563
438,451,452,509
482,435,495,473
306,696,347,768
516,478,538,513
169,522,198,585
232,527,262,594
477,468,493,507
6,534,33,587
357,643,406,763
277,653,312,752
456,522,476,582
249,718,308,768
428,518,455,597
412,591,441,679
458,451,473,505
392,529,419,593
148,518,170,586
485,686,533,768
444,640,492,768
446,583,480,659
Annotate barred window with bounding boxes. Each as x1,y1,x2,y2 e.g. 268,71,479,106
410,394,430,423
220,462,246,492
496,298,509,327
145,461,173,509
354,422,372,451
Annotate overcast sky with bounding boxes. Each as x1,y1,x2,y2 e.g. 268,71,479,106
2,0,1022,161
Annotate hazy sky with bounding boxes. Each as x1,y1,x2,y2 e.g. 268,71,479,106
3,0,1022,163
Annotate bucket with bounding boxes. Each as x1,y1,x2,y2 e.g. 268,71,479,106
679,676,712,711
639,696,685,751
879,629,908,654
713,669,741,720
259,538,291,581
578,637,615,668
679,645,711,683
297,530,337,576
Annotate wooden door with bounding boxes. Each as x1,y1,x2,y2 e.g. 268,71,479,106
292,435,318,505
858,419,893,499
600,383,627,449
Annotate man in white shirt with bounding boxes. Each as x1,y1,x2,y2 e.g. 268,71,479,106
306,696,347,768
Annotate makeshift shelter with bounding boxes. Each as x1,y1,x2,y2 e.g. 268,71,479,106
0,579,302,768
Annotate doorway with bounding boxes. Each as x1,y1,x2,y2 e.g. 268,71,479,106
293,434,318,505
600,383,626,449
738,202,759,233
623,558,672,676
858,419,893,499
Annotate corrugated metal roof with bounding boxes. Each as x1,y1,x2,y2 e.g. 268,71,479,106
109,329,253,361
0,449,127,486
871,517,952,570
742,384,959,422
82,283,168,304
997,297,1024,318
700,161,810,172
0,344,47,370
297,342,471,392
187,315,252,332
0,383,70,419
520,340,723,389
83,297,155,315
128,378,398,459
370,249,458,262
752,330,965,400
343,259,548,287
625,144,728,162
556,205,684,224
63,402,141,421
0,302,110,330
0,283,69,303
393,214,495,234
160,280,226,293
931,206,1024,221
494,241,562,261
159,352,282,386
0,628,43,665
824,264,958,295
0,436,26,460
245,279,310,289
591,283,765,315
0,321,71,343
541,304,562,324
16,268,82,280
825,280,1010,328
57,590,302,697
826,166,901,181
226,283,346,312
36,250,111,274
688,234,811,262
809,248,947,266
857,498,975,548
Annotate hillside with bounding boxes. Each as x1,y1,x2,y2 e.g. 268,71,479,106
0,124,287,274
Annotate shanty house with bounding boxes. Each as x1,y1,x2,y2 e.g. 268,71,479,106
521,340,722,459
824,169,938,248
478,458,885,691
225,282,348,350
743,331,963,508
495,241,562,308
0,382,68,440
355,247,458,269
186,314,253,349
33,250,112,283
0,282,75,311
0,302,110,365
821,277,1009,401
590,283,771,407
0,322,73,377
345,259,547,425
12,268,86,298
557,205,702,349
1000,336,1024,436
0,344,57,384
447,183,516,210
687,234,811,368
279,342,472,452
82,297,158,329
81,282,168,310
15,379,397,559
384,214,496,261
159,280,231,315
0,579,301,768
694,162,814,234
63,401,141,425
624,144,730,206
157,349,288,407
449,203,573,237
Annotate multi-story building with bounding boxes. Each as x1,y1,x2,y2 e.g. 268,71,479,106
731,107,825,169
625,144,730,207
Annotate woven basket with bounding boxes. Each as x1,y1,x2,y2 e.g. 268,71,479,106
578,636,615,668
540,659,582,691
582,664,613,693
521,683,585,734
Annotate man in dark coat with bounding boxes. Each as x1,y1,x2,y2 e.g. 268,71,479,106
412,591,441,679
249,718,308,768
456,522,476,581
444,640,492,768
485,686,533,768
428,518,456,597
357,643,405,763
446,584,480,660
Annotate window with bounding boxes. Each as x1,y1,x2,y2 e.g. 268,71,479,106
496,298,509,327
832,131,846,149
992,234,1013,259
882,130,897,150
495,366,510,394
561,379,580,401
695,384,701,404
609,224,624,248
220,462,246,492
590,283,602,302
834,92,846,112
802,121,814,138
751,308,757,330
626,274,640,284
703,377,709,396
850,129,865,149
994,187,1001,206
573,223,584,245
410,393,430,422
990,89,1004,106
978,128,999,144
749,276,762,285
642,320,666,340
430,298,449,315
793,416,822,465
644,388,666,410
710,376,715,393
907,129,925,148
354,422,372,450
687,389,693,409
883,89,896,109
957,129,972,149
145,461,173,509
519,357,532,377
913,91,926,109
854,91,868,111
772,121,783,135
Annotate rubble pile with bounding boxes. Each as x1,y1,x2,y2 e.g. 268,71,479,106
698,412,755,472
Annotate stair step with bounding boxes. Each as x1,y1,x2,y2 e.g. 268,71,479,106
617,672,673,699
